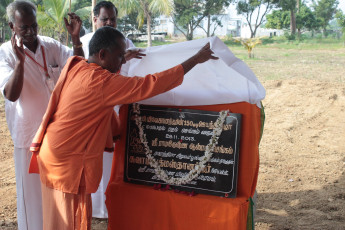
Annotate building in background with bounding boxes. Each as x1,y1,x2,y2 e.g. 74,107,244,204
151,4,283,39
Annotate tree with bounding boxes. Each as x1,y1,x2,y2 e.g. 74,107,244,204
172,0,231,40
201,0,232,37
335,9,345,44
117,11,141,36
172,0,201,40
198,14,225,37
236,0,278,38
312,0,339,37
233,37,262,58
0,1,6,42
265,9,290,29
117,11,160,38
37,0,90,42
0,0,13,42
295,3,319,37
266,4,319,38
172,0,205,40
73,0,92,31
279,0,297,36
92,0,96,31
113,0,174,47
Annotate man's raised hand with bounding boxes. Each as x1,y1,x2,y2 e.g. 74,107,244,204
125,48,146,61
11,33,25,63
181,42,218,75
194,43,218,64
64,13,82,38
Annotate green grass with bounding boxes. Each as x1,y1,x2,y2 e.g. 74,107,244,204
258,37,345,50
131,37,345,54
133,40,175,48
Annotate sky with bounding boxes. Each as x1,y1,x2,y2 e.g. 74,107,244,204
339,1,345,12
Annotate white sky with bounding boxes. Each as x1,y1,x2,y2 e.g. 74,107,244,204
339,1,345,12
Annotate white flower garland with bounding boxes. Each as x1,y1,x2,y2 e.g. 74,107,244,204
133,103,228,185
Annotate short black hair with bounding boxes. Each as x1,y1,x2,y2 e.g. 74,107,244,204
93,1,118,17
89,26,125,56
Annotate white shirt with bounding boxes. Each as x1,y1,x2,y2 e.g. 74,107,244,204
81,32,135,75
0,35,73,148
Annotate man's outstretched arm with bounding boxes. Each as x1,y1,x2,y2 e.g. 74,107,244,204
181,43,218,74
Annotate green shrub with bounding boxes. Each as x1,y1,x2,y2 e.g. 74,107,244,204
284,31,296,41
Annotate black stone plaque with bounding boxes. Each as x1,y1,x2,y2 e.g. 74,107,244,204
124,104,242,198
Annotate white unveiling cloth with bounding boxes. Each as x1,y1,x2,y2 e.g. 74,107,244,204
127,36,265,107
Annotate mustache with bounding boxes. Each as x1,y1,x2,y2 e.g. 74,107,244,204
23,34,36,37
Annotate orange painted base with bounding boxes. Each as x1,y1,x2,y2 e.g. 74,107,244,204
106,102,262,230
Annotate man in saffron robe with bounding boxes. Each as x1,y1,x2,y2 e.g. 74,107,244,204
80,1,144,218
29,26,218,229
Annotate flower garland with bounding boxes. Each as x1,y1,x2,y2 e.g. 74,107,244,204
132,103,229,185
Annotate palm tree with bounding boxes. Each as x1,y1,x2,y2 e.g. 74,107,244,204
113,0,174,47
232,37,262,58
37,0,91,43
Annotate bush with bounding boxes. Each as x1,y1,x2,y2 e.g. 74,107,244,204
284,31,296,41
223,35,241,47
261,37,275,45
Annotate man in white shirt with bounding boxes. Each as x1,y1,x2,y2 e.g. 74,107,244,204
80,1,144,219
0,1,83,229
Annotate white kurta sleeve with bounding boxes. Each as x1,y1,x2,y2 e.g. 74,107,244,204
0,42,16,97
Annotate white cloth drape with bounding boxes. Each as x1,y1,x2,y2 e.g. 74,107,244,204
127,36,265,107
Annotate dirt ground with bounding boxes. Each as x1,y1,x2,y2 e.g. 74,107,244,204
1,47,345,229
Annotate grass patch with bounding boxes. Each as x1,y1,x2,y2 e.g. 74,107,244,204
263,74,282,81
259,37,345,50
133,40,175,48
131,36,345,51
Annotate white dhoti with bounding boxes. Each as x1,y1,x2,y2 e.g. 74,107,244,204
14,147,43,230
91,151,113,218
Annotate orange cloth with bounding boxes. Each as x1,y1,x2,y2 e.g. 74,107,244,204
40,174,92,230
106,103,262,230
29,56,184,194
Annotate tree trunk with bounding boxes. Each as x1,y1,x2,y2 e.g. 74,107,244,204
147,13,152,47
296,0,300,38
297,29,301,39
250,26,255,38
92,0,96,32
189,23,193,40
290,9,296,35
207,15,211,37
1,23,4,42
186,23,193,40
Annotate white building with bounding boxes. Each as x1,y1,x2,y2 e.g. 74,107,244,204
152,4,283,39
